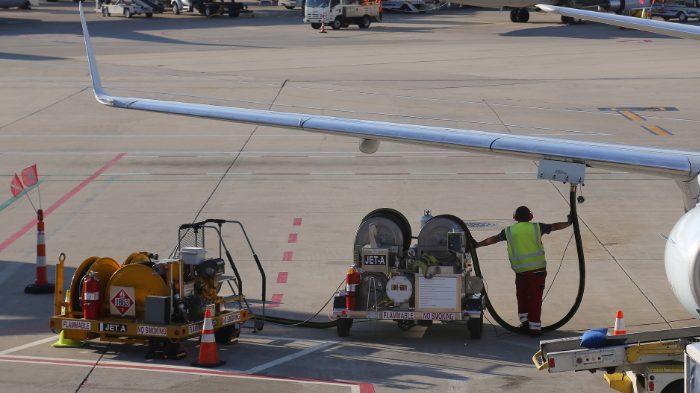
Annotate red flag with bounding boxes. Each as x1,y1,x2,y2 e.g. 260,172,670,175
10,174,24,197
21,164,38,187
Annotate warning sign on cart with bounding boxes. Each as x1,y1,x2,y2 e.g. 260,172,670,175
137,325,167,336
420,312,456,321
62,319,92,330
382,311,415,320
110,286,135,317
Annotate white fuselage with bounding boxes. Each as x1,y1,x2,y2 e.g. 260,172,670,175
449,0,558,7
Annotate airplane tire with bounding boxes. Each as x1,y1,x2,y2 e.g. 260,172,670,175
510,8,518,22
516,8,529,23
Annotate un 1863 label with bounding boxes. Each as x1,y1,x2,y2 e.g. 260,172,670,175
136,325,167,336
382,311,415,320
421,312,456,321
62,320,92,330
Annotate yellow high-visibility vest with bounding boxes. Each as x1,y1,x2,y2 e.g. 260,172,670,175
505,222,546,273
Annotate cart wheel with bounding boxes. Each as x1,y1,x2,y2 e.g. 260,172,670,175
101,7,108,16
337,318,352,337
467,315,483,339
173,3,180,14
145,12,153,17
147,338,185,359
215,324,240,345
124,8,132,18
397,320,415,331
311,22,321,29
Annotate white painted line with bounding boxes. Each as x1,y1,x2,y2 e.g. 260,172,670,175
244,341,335,374
0,335,57,355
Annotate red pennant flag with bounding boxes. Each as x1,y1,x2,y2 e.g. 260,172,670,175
21,164,38,187
10,174,24,197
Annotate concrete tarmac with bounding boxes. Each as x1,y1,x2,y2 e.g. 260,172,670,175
1,3,699,392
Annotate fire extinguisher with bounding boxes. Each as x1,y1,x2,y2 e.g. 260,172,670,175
345,268,361,311
82,272,101,320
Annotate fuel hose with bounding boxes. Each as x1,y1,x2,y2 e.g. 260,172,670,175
255,279,344,328
472,184,585,334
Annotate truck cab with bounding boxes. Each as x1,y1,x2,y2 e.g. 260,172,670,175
304,0,381,29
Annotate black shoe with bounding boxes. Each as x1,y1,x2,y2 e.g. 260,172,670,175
518,322,529,333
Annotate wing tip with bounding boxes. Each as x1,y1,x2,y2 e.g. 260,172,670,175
79,2,112,104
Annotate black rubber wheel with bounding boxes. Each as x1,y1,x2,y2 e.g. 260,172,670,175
561,15,574,24
678,12,688,23
660,380,683,393
148,338,183,359
173,3,180,14
331,17,342,29
124,8,132,18
311,22,322,29
359,15,370,28
509,8,517,22
145,12,153,17
516,8,529,23
337,318,352,337
214,324,240,344
204,4,219,16
468,315,483,339
102,7,108,16
228,4,240,16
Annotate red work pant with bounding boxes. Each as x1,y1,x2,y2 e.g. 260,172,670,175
515,269,547,331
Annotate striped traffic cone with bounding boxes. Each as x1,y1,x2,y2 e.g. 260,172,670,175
613,310,626,335
320,15,327,33
191,308,225,367
25,209,55,294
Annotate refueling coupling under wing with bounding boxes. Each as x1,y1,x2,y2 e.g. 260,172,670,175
79,2,700,319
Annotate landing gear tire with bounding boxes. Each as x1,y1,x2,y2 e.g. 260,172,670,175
311,22,322,29
359,15,370,28
397,320,415,331
561,15,575,24
509,8,518,22
516,8,529,23
332,17,342,30
468,315,483,339
337,318,353,337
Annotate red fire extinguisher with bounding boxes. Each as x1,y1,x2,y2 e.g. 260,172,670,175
345,268,361,311
82,272,101,320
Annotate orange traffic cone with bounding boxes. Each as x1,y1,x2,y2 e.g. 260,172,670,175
191,308,225,367
320,15,327,33
613,310,626,335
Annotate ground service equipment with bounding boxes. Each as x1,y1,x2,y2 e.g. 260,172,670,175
99,0,155,18
532,326,700,393
332,209,485,338
50,218,266,359
169,0,249,17
304,0,381,29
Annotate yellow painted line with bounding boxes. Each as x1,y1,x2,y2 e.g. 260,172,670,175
643,125,672,137
620,110,643,122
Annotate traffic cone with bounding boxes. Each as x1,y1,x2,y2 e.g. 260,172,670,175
320,15,327,33
191,308,225,367
25,209,55,294
613,310,626,335
53,290,83,348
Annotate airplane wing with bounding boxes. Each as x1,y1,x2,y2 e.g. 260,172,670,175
536,4,700,41
78,4,700,208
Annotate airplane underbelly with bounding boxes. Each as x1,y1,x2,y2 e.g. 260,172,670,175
450,0,557,7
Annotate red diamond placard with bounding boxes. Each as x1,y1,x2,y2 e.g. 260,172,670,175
111,289,134,316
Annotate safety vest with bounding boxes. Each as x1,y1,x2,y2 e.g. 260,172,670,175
505,222,546,273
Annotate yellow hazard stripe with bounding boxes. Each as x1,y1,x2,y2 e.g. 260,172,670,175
620,111,642,122
643,125,672,137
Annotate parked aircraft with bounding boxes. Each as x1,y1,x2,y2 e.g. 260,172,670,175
77,3,700,321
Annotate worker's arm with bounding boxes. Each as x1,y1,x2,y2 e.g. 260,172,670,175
549,214,573,232
476,234,502,248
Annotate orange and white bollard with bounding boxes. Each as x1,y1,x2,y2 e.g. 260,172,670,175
612,310,626,335
25,209,55,294
320,14,327,33
191,308,225,367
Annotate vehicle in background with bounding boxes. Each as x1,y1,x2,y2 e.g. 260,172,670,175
304,0,381,29
279,0,303,9
650,0,700,22
100,0,154,17
0,0,31,9
169,0,248,16
382,0,444,12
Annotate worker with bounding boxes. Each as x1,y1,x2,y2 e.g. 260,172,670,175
475,206,572,337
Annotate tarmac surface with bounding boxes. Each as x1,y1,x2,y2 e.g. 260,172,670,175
1,3,700,392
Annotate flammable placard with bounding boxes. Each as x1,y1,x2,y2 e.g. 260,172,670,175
110,286,136,317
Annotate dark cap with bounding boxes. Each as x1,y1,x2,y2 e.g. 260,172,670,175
514,206,532,222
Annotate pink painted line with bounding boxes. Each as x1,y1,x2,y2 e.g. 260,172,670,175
293,217,302,226
0,153,126,253
276,272,288,284
288,233,298,243
0,355,375,391
268,293,284,308
282,251,293,262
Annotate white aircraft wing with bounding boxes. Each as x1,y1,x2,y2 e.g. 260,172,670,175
79,4,700,208
536,4,700,41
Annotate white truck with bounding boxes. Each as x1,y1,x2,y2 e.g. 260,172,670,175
532,326,700,393
304,0,381,29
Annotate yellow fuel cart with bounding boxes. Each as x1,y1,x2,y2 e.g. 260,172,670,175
50,218,266,359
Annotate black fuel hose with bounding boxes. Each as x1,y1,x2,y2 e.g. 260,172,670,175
258,315,337,328
472,184,585,334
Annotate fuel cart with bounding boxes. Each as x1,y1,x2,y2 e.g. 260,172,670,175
332,209,485,338
50,218,266,359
